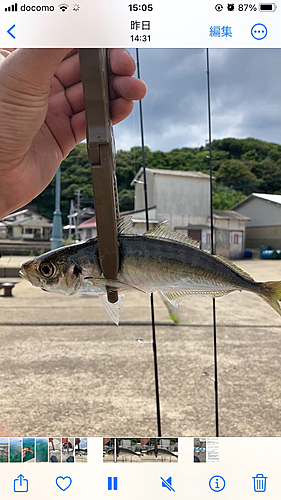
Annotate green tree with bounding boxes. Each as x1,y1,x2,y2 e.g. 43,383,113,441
213,184,245,210
216,159,258,195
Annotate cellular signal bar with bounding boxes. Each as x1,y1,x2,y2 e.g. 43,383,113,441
5,3,18,11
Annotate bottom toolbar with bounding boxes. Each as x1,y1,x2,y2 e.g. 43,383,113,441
0,437,278,498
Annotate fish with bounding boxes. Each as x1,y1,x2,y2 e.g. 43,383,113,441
145,447,178,458
107,446,141,457
19,216,281,325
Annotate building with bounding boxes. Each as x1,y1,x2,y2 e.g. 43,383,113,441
1,209,52,240
131,168,248,258
0,222,7,239
77,216,97,240
232,193,281,249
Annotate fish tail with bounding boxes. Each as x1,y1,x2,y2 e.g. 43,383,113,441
258,281,281,316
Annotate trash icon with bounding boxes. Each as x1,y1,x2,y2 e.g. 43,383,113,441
253,474,267,492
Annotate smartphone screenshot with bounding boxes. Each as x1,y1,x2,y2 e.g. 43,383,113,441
0,0,281,498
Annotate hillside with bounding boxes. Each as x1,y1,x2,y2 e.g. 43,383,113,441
32,137,281,223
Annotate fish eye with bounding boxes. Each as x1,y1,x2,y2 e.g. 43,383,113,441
39,261,55,278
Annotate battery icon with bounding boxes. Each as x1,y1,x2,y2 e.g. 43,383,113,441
259,3,277,10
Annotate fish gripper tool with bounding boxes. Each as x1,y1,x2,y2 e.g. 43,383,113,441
79,48,120,304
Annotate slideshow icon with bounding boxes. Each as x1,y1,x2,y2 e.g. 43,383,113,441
5,2,18,11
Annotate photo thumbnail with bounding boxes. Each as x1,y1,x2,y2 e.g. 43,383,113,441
103,437,178,462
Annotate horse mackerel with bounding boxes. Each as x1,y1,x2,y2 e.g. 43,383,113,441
19,221,281,324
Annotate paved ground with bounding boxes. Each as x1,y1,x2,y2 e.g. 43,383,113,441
1,256,281,437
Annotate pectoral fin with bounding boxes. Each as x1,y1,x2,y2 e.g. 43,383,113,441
99,294,124,325
84,277,145,293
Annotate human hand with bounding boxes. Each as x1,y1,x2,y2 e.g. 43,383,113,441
0,48,146,218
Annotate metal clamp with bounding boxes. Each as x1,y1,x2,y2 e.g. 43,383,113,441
79,49,119,304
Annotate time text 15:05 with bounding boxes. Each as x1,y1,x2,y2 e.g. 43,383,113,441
128,4,153,11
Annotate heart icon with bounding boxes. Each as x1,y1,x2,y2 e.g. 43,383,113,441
56,476,72,491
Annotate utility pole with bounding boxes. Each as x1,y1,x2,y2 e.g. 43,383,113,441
68,200,76,239
50,166,63,250
74,189,81,239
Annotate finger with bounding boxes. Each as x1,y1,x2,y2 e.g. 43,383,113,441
0,49,12,60
63,75,146,116
62,48,78,60
108,48,136,76
49,77,84,116
110,75,147,101
70,110,87,144
66,80,142,125
66,79,142,127
110,98,134,125
56,49,135,91
65,81,84,114
54,51,82,89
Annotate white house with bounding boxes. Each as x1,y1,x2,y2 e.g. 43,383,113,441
0,222,7,239
131,168,248,258
232,193,281,249
77,216,97,240
1,209,52,240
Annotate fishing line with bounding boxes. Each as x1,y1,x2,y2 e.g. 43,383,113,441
206,48,219,437
136,48,162,437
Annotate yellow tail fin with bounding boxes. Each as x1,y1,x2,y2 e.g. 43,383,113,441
259,281,281,316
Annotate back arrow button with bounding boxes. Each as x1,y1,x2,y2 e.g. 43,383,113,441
7,24,16,39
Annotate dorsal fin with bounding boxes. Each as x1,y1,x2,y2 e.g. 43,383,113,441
213,255,254,281
117,215,133,235
144,223,200,248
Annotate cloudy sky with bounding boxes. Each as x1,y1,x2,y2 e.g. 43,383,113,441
114,48,281,152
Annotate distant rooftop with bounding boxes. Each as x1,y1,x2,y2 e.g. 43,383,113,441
77,216,96,229
252,193,281,204
2,208,51,223
213,210,249,221
232,193,281,209
132,167,210,185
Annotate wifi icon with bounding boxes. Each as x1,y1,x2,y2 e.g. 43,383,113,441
58,3,69,11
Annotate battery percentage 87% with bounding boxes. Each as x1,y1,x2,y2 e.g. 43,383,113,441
238,4,257,9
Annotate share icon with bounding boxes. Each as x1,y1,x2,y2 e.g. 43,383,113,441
160,476,175,492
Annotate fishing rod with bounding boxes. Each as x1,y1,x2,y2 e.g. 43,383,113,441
206,48,219,437
136,48,162,437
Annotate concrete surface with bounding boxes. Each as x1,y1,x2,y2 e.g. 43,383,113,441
0,256,281,437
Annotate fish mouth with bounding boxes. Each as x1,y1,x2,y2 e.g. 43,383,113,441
19,269,26,280
19,266,40,287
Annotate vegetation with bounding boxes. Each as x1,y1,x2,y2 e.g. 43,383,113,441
32,138,281,222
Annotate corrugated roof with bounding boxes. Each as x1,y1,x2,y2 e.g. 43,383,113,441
232,193,281,209
213,210,250,221
5,218,52,227
132,167,210,184
252,193,281,204
77,216,96,229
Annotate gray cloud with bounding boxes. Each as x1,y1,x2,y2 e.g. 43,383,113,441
114,48,281,151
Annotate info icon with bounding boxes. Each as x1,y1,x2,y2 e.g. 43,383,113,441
227,3,234,10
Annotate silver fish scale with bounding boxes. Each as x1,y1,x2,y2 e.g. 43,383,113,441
117,235,257,295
